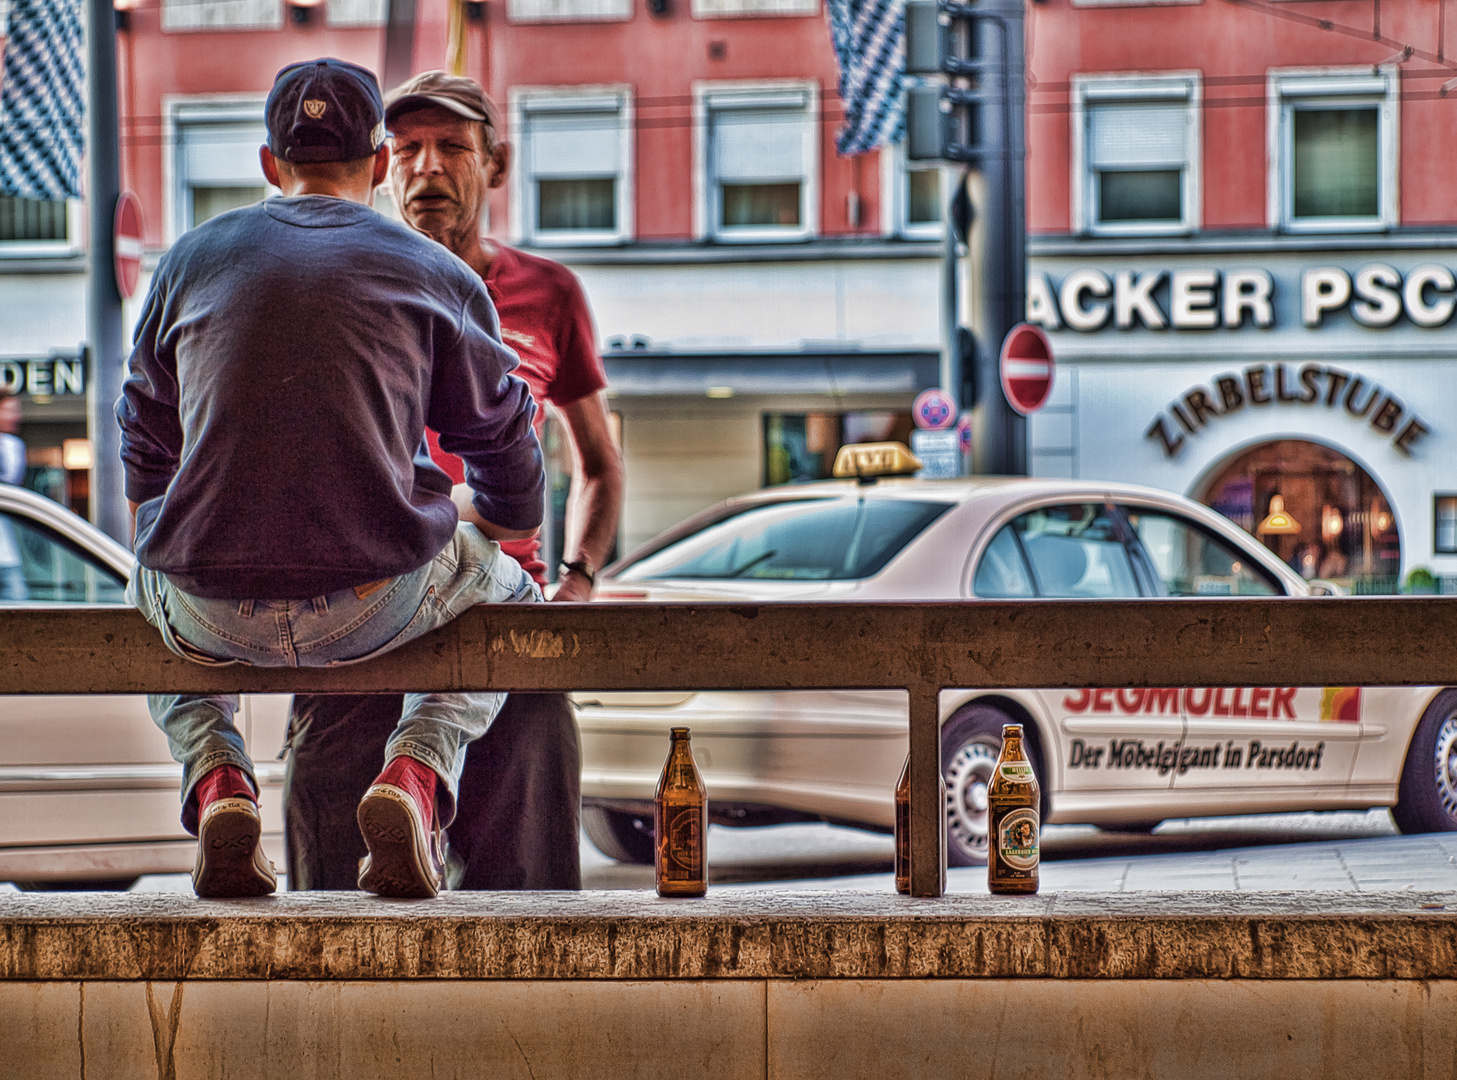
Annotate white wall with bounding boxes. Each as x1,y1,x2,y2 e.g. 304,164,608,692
570,257,941,352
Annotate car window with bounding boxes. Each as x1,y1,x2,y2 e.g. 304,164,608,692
616,497,954,582
1012,503,1139,598
972,524,1035,597
0,511,128,604
1122,507,1282,596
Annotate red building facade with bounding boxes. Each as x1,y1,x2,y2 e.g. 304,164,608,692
3,0,1454,582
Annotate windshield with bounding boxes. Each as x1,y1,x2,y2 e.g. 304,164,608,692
617,497,954,582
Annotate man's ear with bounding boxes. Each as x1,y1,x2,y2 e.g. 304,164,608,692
371,144,391,189
259,146,282,189
487,141,509,190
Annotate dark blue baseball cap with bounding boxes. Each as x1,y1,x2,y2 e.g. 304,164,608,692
266,58,386,164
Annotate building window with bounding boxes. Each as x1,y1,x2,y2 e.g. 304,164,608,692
506,0,630,21
764,411,912,486
512,90,632,246
1436,496,1457,555
0,195,70,244
884,139,944,239
698,83,818,242
1072,74,1200,235
692,0,819,16
326,0,385,25
1270,68,1398,232
168,100,272,240
161,0,281,30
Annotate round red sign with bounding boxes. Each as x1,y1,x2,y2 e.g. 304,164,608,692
114,192,145,300
999,323,1055,416
912,388,958,431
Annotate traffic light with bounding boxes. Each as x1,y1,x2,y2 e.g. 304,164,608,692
903,0,1004,164
956,327,980,409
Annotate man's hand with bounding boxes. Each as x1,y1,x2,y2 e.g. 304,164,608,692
551,569,593,602
451,483,539,541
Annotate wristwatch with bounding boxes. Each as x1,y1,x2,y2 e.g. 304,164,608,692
559,559,597,587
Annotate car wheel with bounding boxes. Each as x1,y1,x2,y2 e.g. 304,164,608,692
1393,688,1457,835
581,806,656,865
940,705,1014,867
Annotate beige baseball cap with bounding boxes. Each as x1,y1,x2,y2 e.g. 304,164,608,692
384,70,499,133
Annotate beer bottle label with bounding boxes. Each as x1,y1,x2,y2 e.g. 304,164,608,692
661,804,703,878
998,761,1035,783
996,807,1039,871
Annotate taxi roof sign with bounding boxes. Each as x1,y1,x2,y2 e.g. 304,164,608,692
832,442,923,480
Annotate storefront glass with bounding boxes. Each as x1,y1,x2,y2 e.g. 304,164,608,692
1196,439,1400,593
763,411,914,486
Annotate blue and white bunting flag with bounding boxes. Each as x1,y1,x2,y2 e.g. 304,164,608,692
824,0,906,156
0,0,86,199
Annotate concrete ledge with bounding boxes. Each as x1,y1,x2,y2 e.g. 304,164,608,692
3,890,1455,982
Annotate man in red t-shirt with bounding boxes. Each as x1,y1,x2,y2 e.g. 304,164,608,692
285,71,624,891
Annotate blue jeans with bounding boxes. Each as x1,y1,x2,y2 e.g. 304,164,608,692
127,524,540,834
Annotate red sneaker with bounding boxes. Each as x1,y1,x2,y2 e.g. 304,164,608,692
356,756,445,899
192,765,277,898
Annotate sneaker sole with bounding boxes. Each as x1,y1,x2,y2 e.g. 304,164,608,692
193,798,276,898
357,785,440,899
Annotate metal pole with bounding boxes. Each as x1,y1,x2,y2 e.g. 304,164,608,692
85,0,127,540
968,0,1026,476
940,172,960,408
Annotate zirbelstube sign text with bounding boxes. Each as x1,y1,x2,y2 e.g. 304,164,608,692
1146,362,1430,459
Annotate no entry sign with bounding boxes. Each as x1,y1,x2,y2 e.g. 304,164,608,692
114,192,144,300
999,323,1055,415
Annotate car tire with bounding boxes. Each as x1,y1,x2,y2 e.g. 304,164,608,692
1392,688,1457,835
940,705,1017,867
581,806,656,865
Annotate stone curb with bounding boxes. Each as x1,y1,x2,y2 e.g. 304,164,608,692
3,890,1455,981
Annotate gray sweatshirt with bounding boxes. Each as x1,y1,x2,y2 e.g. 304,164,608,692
117,195,542,599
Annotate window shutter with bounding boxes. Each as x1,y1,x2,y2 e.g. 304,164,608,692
527,111,622,179
711,109,806,183
182,123,267,186
1088,103,1186,169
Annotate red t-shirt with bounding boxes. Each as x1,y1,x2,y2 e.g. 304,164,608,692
427,244,608,585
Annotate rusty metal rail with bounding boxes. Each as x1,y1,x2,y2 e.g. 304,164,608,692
3,598,1455,896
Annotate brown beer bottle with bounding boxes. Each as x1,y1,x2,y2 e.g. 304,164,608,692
987,723,1040,895
894,755,910,894
655,727,707,897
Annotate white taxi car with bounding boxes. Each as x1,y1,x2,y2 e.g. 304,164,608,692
0,483,289,888
578,445,1457,866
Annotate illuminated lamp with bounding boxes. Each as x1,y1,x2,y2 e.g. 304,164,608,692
1374,510,1393,534
1321,505,1344,541
62,439,94,471
113,0,143,30
288,0,324,24
1256,494,1300,536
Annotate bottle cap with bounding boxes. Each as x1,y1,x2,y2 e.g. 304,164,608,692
1003,723,1022,736
670,727,690,738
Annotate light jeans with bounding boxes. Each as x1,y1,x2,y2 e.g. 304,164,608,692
127,524,540,834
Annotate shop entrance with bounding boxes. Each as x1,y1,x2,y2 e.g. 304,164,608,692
1195,440,1400,593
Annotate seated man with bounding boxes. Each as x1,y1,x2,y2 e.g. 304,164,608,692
116,58,543,901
